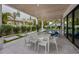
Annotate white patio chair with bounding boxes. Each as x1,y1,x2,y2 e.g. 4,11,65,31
38,37,49,53
51,36,58,53
29,34,38,51
25,36,32,47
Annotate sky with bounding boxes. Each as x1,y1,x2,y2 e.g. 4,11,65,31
2,5,36,20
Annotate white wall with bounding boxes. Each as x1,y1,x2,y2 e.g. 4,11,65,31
0,4,2,25
0,5,3,51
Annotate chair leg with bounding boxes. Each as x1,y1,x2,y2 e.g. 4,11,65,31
24,39,27,47
48,43,49,53
54,39,58,53
33,43,36,50
55,42,58,53
35,43,37,51
34,43,35,50
32,43,35,50
38,44,39,53
45,45,46,53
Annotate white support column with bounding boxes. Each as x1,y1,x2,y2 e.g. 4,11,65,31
36,18,38,32
36,18,38,25
61,18,64,35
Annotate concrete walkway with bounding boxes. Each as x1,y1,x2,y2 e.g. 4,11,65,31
0,37,37,54
0,35,79,54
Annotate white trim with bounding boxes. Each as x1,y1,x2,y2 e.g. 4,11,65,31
63,4,78,18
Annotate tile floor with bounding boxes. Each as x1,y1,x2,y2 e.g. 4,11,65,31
0,34,79,54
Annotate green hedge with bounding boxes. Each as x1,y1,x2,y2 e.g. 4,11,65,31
0,24,37,36
21,25,27,33
13,26,21,34
32,25,36,31
26,25,31,32
0,24,13,36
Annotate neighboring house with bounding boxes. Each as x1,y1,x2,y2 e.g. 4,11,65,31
7,16,34,25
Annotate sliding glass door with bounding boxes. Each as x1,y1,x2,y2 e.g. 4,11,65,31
74,7,79,47
64,17,67,36
68,13,73,42
64,5,79,48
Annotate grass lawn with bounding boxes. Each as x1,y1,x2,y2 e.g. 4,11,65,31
4,33,27,43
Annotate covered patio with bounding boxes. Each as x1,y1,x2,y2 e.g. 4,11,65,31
0,4,79,54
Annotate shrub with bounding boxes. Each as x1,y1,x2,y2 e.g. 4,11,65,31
32,25,36,31
0,24,13,35
13,26,21,34
5,25,12,35
0,24,37,36
21,25,27,33
0,25,5,36
0,25,2,36
26,25,31,32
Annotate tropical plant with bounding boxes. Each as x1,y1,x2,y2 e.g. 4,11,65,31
2,12,11,24
43,20,48,29
33,19,36,25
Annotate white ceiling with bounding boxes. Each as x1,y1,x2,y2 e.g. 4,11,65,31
7,4,70,20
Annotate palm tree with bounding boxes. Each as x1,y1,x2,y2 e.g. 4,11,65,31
2,12,11,24
12,12,20,25
12,12,16,25
2,11,20,25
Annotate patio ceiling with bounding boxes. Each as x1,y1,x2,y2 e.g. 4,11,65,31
7,4,70,20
